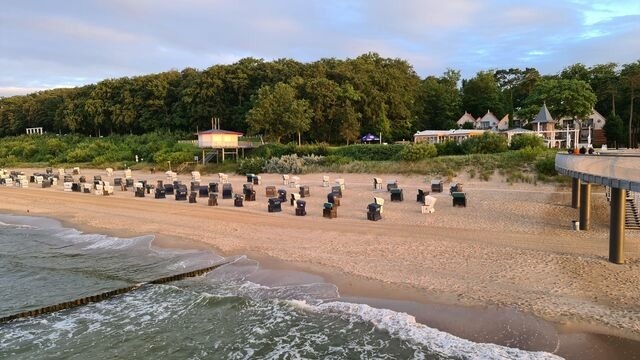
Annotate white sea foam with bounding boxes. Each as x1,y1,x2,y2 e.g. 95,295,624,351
0,220,38,229
289,300,564,360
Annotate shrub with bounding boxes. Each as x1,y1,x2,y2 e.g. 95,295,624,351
264,154,305,174
236,157,266,175
249,143,293,159
510,134,545,150
399,143,437,161
330,144,404,161
460,132,508,154
321,155,352,166
301,154,325,166
435,140,464,156
293,143,330,156
535,155,557,176
153,146,198,166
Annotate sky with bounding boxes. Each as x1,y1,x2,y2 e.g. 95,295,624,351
1,0,639,97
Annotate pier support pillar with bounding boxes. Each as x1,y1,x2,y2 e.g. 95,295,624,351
579,183,591,230
571,178,581,209
609,188,626,264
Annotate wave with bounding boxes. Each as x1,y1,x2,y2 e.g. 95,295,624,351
290,300,563,360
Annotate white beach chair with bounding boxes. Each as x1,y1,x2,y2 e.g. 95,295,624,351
124,169,132,179
218,173,228,184
165,171,177,183
322,175,330,187
422,195,437,214
106,168,114,177
373,178,382,190
290,176,300,188
282,174,290,185
335,178,345,191
191,171,201,183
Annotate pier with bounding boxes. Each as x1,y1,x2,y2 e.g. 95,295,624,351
555,151,640,264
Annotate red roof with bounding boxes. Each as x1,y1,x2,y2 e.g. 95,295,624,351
196,129,243,136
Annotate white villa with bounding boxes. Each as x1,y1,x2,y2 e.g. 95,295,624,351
456,110,509,131
415,105,607,148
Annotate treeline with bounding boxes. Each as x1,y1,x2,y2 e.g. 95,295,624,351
1,53,638,145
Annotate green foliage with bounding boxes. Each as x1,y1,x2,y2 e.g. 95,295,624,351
246,82,313,143
434,140,464,156
264,154,306,174
320,155,352,166
462,70,506,119
460,132,508,154
330,144,404,161
535,155,557,176
509,134,545,150
248,143,292,159
249,143,330,158
236,157,266,175
603,113,625,147
520,79,597,121
399,143,437,161
415,70,461,130
0,133,197,166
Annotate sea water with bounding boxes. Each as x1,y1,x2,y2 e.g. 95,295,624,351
0,214,561,359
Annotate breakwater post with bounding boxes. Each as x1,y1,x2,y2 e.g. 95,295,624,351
0,260,230,323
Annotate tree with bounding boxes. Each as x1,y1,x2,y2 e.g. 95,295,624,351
246,82,313,144
588,63,619,117
560,63,590,83
603,113,625,148
415,69,461,130
494,67,541,124
620,61,640,147
462,71,506,119
520,79,596,123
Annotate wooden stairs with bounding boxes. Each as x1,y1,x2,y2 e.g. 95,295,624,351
605,187,640,229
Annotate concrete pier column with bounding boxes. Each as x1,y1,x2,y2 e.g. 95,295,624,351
609,187,626,264
579,183,591,230
571,178,581,209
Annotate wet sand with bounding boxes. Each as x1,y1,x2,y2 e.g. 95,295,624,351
2,168,640,359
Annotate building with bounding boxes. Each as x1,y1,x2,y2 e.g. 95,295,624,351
414,129,487,144
457,110,509,131
196,129,244,163
456,112,476,128
529,103,563,147
557,109,607,147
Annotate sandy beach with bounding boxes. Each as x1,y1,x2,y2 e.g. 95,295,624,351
2,168,640,358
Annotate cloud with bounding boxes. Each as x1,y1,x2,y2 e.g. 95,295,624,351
1,0,639,96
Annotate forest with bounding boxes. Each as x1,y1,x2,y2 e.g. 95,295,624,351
1,53,639,147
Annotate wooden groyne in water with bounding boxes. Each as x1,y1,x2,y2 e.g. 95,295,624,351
0,261,230,323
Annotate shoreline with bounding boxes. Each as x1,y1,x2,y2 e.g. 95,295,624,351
3,211,639,359
2,169,640,359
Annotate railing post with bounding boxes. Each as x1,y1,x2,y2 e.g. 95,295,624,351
579,183,591,230
571,178,581,209
609,187,626,264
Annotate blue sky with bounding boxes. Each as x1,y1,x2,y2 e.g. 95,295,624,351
1,0,639,97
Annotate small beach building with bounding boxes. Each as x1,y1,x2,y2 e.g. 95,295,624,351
196,129,244,163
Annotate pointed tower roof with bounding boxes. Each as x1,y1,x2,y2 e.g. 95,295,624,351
531,103,556,124
497,114,509,131
456,111,477,127
480,110,499,123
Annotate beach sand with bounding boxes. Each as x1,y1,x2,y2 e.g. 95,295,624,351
2,168,640,359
